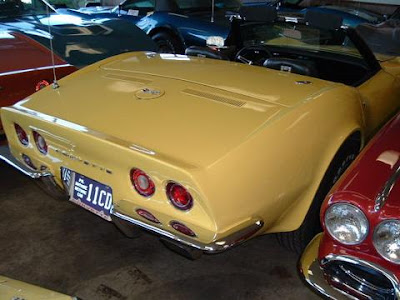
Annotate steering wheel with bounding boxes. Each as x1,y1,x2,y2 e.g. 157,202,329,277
235,46,272,66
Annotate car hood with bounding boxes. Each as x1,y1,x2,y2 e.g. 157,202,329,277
0,13,156,68
18,52,338,167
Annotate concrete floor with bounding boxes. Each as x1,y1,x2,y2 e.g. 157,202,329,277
0,162,319,300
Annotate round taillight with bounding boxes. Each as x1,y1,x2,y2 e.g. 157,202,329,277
170,221,196,237
33,131,48,155
130,168,155,197
14,123,29,146
166,182,193,211
136,209,160,224
35,80,50,92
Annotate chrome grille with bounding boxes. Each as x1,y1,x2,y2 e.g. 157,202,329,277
322,260,396,300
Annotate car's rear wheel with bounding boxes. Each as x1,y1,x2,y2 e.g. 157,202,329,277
152,31,183,54
276,140,359,254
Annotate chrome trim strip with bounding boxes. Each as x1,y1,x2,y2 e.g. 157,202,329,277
7,105,169,162
374,165,400,212
0,145,50,179
112,210,263,253
0,64,72,77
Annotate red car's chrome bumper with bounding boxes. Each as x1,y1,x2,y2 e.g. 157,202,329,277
0,144,264,255
299,233,400,300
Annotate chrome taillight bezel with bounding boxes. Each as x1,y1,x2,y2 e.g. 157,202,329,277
130,168,155,197
166,182,193,211
14,123,29,146
33,131,48,155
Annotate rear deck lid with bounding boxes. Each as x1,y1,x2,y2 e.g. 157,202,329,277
17,52,337,167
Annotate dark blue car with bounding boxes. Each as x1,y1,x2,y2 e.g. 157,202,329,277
61,0,389,54
61,0,242,53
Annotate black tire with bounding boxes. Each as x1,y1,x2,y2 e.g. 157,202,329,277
151,31,183,54
276,141,359,254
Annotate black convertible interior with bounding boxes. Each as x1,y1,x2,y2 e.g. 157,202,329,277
185,8,380,87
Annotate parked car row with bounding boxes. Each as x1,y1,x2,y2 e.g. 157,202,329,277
61,0,398,54
0,0,400,299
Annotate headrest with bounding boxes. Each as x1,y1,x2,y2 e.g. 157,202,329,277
239,6,277,23
305,10,343,30
155,0,179,12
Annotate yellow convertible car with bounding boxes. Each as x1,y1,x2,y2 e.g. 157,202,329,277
1,9,399,259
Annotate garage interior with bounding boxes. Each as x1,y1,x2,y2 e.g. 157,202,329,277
0,0,399,299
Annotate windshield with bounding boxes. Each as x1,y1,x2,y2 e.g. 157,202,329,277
392,7,400,20
0,0,57,17
240,22,363,59
320,6,384,23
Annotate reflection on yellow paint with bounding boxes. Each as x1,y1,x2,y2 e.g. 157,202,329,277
108,81,142,93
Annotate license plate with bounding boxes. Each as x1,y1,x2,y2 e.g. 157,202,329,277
61,167,113,221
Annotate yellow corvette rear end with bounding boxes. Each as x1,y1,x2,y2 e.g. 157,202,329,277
1,51,369,255
2,8,400,259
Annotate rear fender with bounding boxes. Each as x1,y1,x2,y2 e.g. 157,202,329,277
148,24,186,49
268,127,364,233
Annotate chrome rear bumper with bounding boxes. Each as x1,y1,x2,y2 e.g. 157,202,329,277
113,210,263,253
0,144,264,254
298,233,400,300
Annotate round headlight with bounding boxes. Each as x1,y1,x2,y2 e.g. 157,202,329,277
373,220,400,264
325,203,369,245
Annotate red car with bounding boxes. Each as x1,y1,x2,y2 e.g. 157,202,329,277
0,31,77,136
299,112,400,300
0,0,156,136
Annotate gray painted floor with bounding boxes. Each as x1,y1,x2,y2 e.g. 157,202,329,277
0,163,319,300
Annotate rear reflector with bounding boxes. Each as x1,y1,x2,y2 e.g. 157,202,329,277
14,124,29,146
170,221,196,237
35,80,50,92
22,154,36,170
33,131,48,155
136,209,160,224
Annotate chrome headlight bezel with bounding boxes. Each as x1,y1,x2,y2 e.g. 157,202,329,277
373,219,400,265
325,203,369,246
